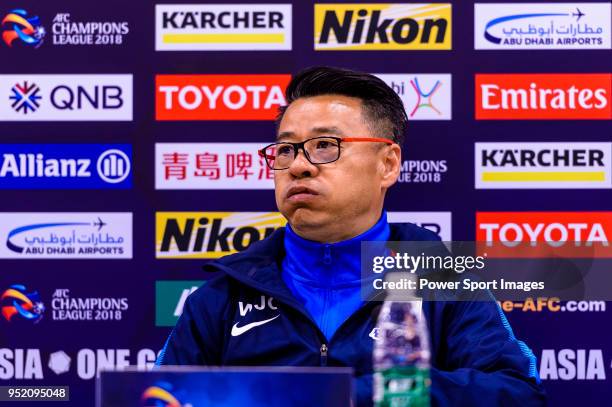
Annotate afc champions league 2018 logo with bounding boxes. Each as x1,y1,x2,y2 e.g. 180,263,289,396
1,284,45,323
141,381,192,407
1,9,45,48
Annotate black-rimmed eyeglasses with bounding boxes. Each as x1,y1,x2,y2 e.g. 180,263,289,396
258,136,395,170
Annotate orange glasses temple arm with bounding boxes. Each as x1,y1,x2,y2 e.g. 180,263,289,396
341,137,395,144
258,150,276,160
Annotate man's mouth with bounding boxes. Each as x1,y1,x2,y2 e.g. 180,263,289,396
286,185,319,203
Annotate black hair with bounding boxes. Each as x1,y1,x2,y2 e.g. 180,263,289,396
277,66,407,145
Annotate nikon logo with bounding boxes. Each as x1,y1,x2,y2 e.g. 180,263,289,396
314,4,452,50
155,212,287,259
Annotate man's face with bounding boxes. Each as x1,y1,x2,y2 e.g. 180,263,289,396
274,94,400,242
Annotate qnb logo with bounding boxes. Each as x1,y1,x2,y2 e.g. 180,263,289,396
8,83,124,114
1,284,45,323
0,75,133,122
97,149,130,184
141,382,191,407
1,9,45,48
10,81,42,114
410,77,442,117
50,85,124,111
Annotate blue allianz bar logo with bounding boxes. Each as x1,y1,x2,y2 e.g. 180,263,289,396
0,144,132,188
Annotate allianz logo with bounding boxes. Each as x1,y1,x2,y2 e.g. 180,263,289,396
238,295,278,317
0,149,130,183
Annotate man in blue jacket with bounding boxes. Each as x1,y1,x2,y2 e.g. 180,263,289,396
157,66,546,406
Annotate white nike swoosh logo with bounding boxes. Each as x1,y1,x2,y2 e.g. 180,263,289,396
231,314,280,337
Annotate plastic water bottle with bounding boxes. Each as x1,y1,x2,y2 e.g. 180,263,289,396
373,300,431,407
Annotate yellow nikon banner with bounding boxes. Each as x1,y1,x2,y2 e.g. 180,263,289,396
156,212,287,259
314,3,452,50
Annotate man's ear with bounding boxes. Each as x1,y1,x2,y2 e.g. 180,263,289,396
380,143,402,189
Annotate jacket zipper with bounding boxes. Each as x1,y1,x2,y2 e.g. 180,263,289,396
321,244,332,367
320,343,328,366
214,262,379,368
323,244,332,264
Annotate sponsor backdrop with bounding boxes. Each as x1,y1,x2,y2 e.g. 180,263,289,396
0,0,610,405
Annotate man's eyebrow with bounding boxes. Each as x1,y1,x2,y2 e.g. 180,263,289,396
276,131,294,142
276,127,344,142
311,126,344,136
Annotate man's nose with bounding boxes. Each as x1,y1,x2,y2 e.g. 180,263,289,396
287,148,317,178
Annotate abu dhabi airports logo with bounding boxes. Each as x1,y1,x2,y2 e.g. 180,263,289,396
9,81,42,114
1,9,45,48
0,212,133,259
376,74,451,120
1,284,45,323
475,3,611,50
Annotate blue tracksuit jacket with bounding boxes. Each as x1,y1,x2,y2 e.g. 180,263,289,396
157,223,546,406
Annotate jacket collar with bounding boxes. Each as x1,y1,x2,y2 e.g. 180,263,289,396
203,222,435,300
282,212,390,287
